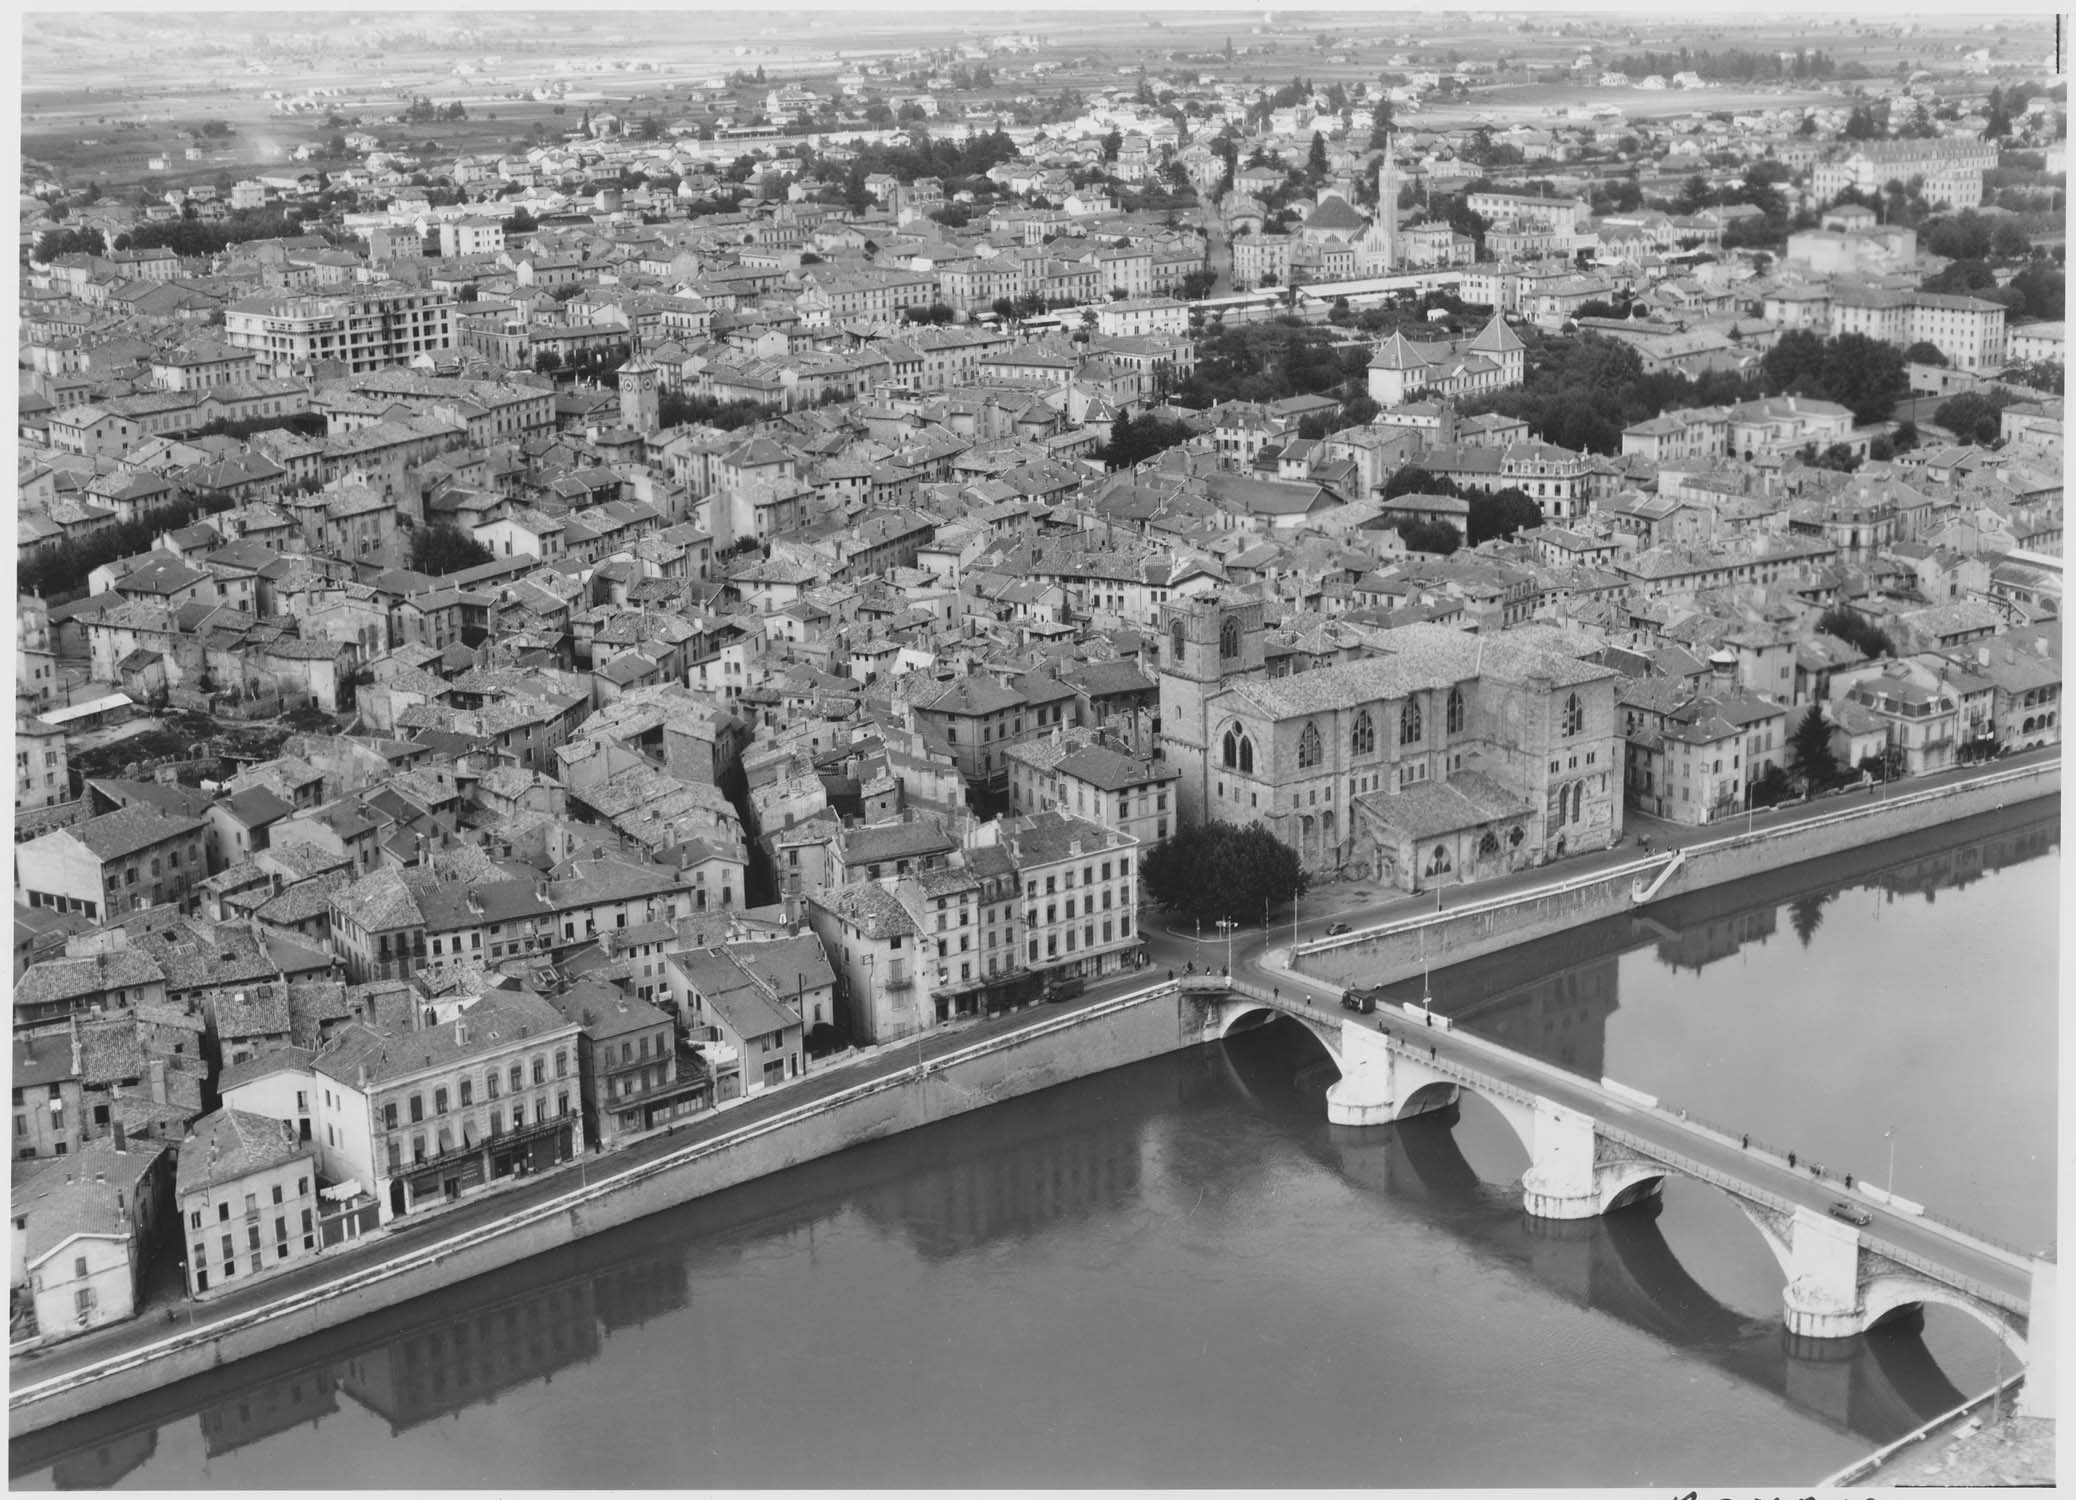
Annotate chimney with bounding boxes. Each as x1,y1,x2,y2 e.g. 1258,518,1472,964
148,1059,167,1105
113,1119,128,1154
455,1018,468,1048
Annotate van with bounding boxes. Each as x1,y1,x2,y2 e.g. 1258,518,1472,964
1044,976,1086,1003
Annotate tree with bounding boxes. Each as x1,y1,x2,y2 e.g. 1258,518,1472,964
1903,340,1947,366
1306,130,1328,180
1466,487,1544,545
1816,607,1893,660
1383,464,1455,500
1933,390,2015,446
1816,332,1907,424
1178,267,1218,300
408,524,494,577
1141,821,1308,925
33,226,105,261
1396,517,1462,554
1750,762,1795,810
1789,706,1837,791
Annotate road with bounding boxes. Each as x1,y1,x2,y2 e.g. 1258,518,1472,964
13,754,2052,1401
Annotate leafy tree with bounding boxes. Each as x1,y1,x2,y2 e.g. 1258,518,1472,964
1466,487,1544,545
1903,340,1947,366
2008,259,2066,321
1141,821,1308,925
1789,706,1838,791
34,226,105,260
1817,332,1907,423
1816,607,1893,660
1178,267,1218,300
1933,390,2015,446
1396,517,1462,555
408,524,495,576
1306,130,1328,180
1382,465,1453,500
1101,411,1196,470
1750,763,1795,810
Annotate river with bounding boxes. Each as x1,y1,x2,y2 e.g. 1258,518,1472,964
12,806,2057,1489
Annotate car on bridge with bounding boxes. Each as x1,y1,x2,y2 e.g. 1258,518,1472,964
1325,922,1352,936
1828,1199,1873,1227
1340,986,1380,1014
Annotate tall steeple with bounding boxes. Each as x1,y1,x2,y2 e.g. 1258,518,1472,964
1368,133,1399,274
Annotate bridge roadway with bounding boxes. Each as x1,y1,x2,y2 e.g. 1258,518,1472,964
1220,960,2035,1327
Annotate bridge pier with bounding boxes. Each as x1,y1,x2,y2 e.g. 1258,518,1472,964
1323,1024,1458,1127
1520,1102,1603,1220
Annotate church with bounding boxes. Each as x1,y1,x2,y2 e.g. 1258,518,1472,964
1157,597,1623,892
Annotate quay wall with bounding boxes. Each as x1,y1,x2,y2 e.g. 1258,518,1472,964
1292,762,2059,991
10,986,1205,1439
12,761,2056,1439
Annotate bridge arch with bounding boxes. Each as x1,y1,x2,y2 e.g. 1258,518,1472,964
1861,1275,2028,1362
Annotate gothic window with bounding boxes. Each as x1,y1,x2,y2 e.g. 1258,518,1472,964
1222,726,1255,775
1478,830,1500,858
1219,616,1240,660
1297,721,1322,769
1508,824,1525,847
1447,686,1465,735
1563,692,1584,737
1351,709,1375,756
1425,844,1452,876
1399,699,1422,745
1170,619,1186,665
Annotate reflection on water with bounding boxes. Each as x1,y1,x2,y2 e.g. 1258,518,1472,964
10,810,2054,1491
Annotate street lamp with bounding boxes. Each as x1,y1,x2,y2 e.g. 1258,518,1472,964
1885,1125,1896,1194
1216,917,1236,974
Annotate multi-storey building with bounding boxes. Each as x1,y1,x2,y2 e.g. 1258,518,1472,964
224,285,456,378
176,1108,322,1298
1007,810,1140,983
17,807,208,923
292,993,584,1223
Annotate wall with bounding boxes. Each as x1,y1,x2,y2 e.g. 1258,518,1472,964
1294,763,2058,990
10,984,1206,1439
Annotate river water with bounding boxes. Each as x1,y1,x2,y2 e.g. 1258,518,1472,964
14,806,2058,1489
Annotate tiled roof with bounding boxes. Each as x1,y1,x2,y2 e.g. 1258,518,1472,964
179,1108,308,1194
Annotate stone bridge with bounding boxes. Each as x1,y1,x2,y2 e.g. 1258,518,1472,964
1184,979,2043,1374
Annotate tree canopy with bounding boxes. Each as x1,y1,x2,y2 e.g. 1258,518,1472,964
1788,706,1838,791
1933,390,2018,446
1141,821,1308,925
408,523,494,576
1816,607,1894,661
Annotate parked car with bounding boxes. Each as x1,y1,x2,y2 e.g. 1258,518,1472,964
1827,1199,1872,1227
1325,921,1352,936
1340,987,1378,1014
1044,976,1086,1004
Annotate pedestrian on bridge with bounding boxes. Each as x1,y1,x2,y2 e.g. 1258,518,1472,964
1740,1133,1748,1150
1788,1151,1797,1168
1845,1173,1853,1189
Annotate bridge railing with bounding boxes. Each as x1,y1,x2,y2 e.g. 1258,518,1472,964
1595,1122,1804,1219
1863,1239,2029,1314
1909,1206,2039,1270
